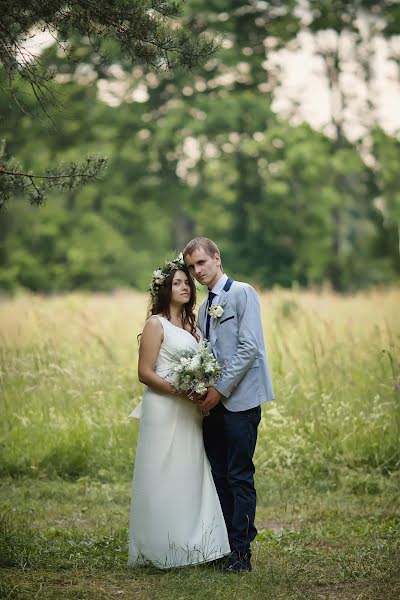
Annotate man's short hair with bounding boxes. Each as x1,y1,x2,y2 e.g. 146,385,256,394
182,237,221,259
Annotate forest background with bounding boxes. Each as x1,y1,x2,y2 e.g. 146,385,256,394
1,0,399,294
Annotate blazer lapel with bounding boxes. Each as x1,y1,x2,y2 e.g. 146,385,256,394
217,289,228,310
201,278,234,342
213,286,231,343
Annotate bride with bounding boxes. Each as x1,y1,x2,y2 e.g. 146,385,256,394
128,254,230,569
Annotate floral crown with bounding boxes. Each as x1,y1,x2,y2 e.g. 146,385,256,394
149,252,186,298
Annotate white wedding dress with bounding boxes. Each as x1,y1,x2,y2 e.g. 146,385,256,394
128,315,230,569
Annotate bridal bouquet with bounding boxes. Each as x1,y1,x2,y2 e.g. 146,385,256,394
168,341,223,412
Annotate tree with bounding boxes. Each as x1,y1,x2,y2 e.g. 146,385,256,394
0,65,182,292
0,0,218,207
134,0,301,253
372,129,400,273
275,0,400,289
2,1,399,292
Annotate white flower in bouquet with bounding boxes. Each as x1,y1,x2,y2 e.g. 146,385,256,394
188,353,201,372
194,382,207,395
168,341,223,415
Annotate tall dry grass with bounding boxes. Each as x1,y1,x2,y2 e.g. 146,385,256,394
1,287,399,491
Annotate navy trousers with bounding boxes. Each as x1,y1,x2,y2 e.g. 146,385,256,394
203,402,261,557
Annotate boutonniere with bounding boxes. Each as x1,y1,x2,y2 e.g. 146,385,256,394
208,304,224,319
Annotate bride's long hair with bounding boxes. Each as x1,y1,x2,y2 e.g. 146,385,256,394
149,267,198,339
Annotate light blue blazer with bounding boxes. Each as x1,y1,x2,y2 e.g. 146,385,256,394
198,280,275,412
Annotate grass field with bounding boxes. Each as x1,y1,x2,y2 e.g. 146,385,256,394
1,287,399,599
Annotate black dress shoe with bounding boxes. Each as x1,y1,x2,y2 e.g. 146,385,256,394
222,552,252,574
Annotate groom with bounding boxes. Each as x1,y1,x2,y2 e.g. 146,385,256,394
183,237,274,573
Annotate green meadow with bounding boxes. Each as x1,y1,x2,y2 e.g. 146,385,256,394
1,288,399,599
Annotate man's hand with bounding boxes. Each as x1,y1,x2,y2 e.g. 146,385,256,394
198,387,222,411
188,391,206,404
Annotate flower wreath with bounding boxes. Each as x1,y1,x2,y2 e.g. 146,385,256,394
149,252,185,298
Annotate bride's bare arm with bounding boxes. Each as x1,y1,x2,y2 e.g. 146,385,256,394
138,317,185,398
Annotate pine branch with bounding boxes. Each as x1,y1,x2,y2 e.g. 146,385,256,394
0,147,108,210
0,0,219,107
0,168,105,180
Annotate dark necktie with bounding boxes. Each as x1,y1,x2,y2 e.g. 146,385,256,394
205,291,216,340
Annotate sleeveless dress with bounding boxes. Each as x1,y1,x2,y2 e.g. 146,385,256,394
128,315,230,569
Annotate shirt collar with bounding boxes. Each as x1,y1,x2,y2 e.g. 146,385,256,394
210,273,228,296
